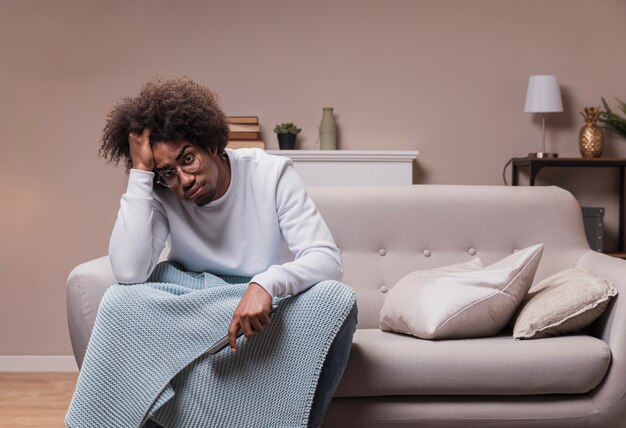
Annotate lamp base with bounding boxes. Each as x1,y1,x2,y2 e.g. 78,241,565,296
528,152,559,159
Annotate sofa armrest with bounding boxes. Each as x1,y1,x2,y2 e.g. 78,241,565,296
66,256,117,368
575,250,626,415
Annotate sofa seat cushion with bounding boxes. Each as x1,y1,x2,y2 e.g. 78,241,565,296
335,329,610,397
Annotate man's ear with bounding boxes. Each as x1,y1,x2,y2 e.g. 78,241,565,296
209,146,218,157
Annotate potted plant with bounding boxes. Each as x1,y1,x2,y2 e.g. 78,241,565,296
273,122,301,150
600,98,626,140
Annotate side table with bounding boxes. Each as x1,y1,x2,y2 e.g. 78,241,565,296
510,157,626,253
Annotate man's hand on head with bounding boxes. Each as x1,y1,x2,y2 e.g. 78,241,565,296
129,128,154,171
228,282,273,353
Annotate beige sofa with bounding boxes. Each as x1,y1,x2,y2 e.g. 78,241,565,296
67,185,626,427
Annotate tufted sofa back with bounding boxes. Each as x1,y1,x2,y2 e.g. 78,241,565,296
307,185,590,329
67,184,592,365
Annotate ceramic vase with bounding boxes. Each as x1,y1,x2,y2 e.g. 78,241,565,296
319,107,337,150
579,107,604,158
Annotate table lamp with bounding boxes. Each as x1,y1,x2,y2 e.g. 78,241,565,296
524,75,563,158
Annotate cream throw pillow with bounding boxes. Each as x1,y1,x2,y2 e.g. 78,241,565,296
513,268,617,339
380,244,544,340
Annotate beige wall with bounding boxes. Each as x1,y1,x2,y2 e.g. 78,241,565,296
1,0,625,355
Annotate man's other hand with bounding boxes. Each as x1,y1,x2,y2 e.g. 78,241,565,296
228,282,272,353
129,128,154,171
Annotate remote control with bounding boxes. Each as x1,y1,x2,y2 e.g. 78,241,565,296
204,305,277,355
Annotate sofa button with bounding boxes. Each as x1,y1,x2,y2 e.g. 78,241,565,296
379,285,388,293
513,248,519,253
423,249,431,257
378,248,387,256
468,247,476,256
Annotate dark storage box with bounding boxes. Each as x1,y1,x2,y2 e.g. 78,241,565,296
581,206,604,252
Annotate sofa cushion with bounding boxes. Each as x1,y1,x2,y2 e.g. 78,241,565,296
513,268,618,339
334,329,610,397
379,244,543,339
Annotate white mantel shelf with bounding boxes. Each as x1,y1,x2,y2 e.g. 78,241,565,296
266,150,419,162
266,150,419,186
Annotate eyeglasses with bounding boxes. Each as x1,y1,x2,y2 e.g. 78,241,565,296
156,153,202,187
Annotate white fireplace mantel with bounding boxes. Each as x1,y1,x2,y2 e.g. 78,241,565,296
266,150,419,186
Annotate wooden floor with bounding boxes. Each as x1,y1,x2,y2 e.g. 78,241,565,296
0,372,78,428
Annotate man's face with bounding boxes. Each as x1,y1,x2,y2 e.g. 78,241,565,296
152,140,222,207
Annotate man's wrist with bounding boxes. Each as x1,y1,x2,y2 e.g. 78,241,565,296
132,163,154,172
250,271,279,297
249,281,273,299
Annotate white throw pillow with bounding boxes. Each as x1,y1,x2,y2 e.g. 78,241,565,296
380,244,544,340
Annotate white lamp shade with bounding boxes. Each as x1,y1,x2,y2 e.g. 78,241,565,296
524,75,563,113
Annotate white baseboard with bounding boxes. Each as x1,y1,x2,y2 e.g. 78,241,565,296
0,355,79,372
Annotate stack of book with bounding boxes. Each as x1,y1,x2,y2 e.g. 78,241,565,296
226,116,265,149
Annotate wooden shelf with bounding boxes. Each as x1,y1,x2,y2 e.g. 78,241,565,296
607,252,626,259
511,157,626,252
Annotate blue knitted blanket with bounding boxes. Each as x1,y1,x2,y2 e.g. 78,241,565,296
66,262,356,428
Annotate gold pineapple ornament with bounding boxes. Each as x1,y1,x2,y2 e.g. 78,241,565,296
579,106,604,158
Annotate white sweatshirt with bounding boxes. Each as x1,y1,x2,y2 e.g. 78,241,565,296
109,148,343,297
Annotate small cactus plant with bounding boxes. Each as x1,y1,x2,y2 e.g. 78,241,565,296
273,123,301,135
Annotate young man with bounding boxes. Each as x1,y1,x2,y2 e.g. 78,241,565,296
100,77,356,426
